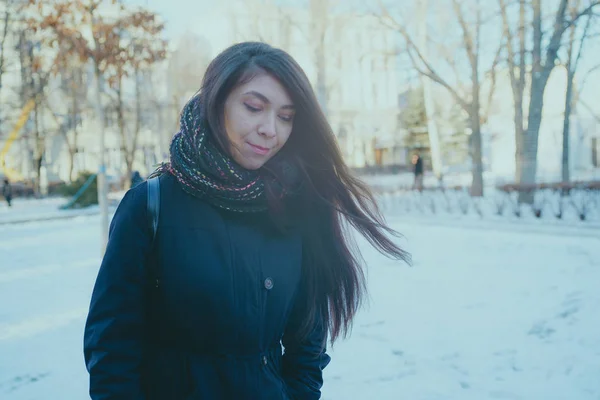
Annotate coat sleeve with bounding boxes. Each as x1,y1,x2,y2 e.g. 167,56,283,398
84,184,151,400
281,297,331,400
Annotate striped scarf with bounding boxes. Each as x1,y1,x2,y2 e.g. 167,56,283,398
152,96,296,213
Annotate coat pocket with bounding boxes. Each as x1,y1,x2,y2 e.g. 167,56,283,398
142,349,195,400
280,381,293,400
266,350,293,400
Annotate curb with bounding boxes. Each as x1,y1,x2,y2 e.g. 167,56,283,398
387,214,600,239
0,211,101,226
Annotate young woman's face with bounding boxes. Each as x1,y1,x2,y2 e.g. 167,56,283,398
223,71,295,170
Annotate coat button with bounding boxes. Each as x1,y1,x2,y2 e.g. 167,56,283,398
262,355,268,366
264,277,274,290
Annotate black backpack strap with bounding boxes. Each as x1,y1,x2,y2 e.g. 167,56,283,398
147,176,160,243
146,176,160,288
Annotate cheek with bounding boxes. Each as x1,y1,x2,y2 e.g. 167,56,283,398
277,126,293,147
225,108,254,143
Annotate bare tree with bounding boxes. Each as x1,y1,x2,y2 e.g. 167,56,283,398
14,23,58,194
250,0,341,116
167,31,211,120
24,41,48,194
0,1,11,99
500,0,599,201
499,0,527,186
55,63,87,182
15,1,101,191
310,0,329,116
0,0,29,136
561,3,594,182
376,0,502,196
40,34,91,183
37,0,157,244
112,9,167,188
0,0,25,96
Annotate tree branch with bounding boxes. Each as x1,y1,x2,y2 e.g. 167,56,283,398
580,99,600,123
375,0,470,112
575,63,600,101
452,0,476,67
572,8,593,74
562,0,600,33
482,42,503,124
42,95,74,153
518,0,526,94
405,45,470,112
499,0,519,92
0,7,10,91
476,0,483,65
532,0,543,71
432,39,464,89
543,0,570,72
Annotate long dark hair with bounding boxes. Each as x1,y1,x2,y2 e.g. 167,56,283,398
195,42,410,343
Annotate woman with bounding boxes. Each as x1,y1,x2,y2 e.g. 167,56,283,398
84,42,409,400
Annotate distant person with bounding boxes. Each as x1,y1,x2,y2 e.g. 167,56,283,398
130,170,143,188
84,42,409,400
2,178,12,207
412,153,424,191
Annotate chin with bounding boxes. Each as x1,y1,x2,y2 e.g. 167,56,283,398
243,164,263,171
238,158,267,171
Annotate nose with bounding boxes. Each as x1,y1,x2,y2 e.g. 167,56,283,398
258,112,277,139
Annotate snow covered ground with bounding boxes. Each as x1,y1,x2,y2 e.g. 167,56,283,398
1,211,599,399
0,194,125,225
0,197,98,225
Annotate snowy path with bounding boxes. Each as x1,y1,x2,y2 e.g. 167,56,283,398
0,217,101,399
322,219,600,399
1,215,599,399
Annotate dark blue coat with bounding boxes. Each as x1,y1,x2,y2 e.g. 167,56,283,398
84,174,330,400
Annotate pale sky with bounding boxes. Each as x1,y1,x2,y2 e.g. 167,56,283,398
126,0,222,40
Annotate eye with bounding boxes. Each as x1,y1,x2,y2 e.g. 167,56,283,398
244,103,261,112
279,114,294,123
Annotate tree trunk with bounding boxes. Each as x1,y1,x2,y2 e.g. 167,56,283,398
562,3,590,184
16,31,29,180
470,5,483,197
0,9,10,104
30,43,41,196
514,98,525,183
562,70,575,184
515,0,526,184
69,68,80,182
131,68,141,168
470,110,484,197
155,100,165,160
499,0,527,184
517,0,543,203
68,149,76,182
518,0,568,202
121,162,132,190
34,155,43,195
33,101,42,197
116,77,128,189
419,0,444,182
123,68,143,189
518,75,547,203
172,94,180,127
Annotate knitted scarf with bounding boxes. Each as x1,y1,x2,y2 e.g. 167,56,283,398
152,96,297,213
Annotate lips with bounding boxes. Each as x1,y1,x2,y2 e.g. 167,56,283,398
248,143,270,156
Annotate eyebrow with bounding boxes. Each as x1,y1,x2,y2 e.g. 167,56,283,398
244,91,295,110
